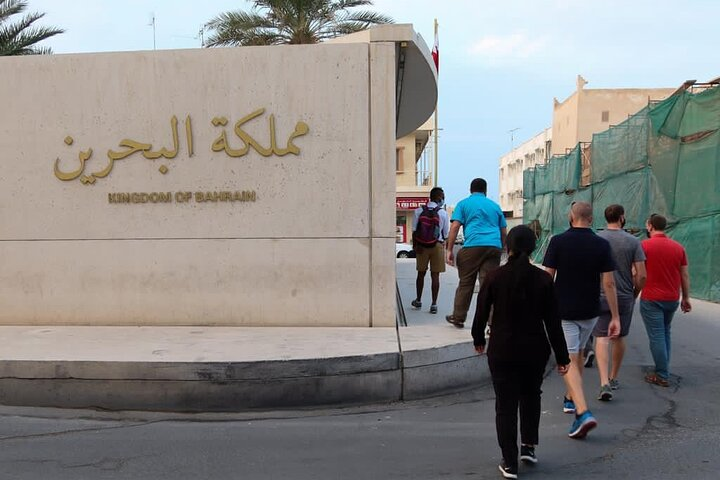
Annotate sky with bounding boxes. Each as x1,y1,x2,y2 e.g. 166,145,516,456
26,0,720,205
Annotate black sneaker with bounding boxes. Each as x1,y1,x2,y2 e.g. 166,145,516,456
520,445,537,464
498,463,518,479
584,350,595,368
411,299,421,309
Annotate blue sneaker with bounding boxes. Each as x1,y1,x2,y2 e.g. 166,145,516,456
569,410,597,439
563,396,576,414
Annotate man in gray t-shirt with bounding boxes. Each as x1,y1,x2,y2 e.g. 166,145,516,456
594,204,647,401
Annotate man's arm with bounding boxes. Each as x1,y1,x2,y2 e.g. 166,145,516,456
500,227,507,250
633,261,647,298
680,265,692,313
602,271,621,338
441,211,450,241
471,277,494,354
445,221,462,266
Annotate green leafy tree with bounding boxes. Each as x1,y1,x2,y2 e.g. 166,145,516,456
205,0,393,47
0,0,64,55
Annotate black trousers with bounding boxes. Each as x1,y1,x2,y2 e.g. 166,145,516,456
488,356,548,468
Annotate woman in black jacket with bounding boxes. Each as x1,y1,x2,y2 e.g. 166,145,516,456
472,225,570,479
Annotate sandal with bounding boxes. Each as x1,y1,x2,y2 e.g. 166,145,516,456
644,373,669,387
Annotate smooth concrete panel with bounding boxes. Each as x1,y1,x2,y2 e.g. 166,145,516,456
371,237,396,327
0,326,400,362
369,42,397,239
0,353,400,381
0,239,371,326
0,44,372,240
402,355,490,400
0,370,403,412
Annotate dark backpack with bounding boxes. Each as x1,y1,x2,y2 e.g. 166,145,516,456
413,205,442,247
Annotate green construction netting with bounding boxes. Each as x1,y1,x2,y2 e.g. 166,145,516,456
668,214,720,300
533,164,551,195
651,87,720,138
527,147,581,196
523,167,535,199
674,129,720,219
591,109,650,183
523,84,720,302
553,187,592,234
523,193,553,263
647,132,680,217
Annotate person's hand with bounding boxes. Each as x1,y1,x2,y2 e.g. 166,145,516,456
474,345,485,355
557,364,569,376
608,316,621,339
446,248,455,267
681,298,692,313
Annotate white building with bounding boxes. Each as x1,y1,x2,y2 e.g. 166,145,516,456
499,127,551,220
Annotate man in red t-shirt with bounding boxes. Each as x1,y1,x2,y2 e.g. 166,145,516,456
640,214,691,387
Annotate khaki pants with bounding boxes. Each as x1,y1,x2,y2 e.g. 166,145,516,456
451,246,502,321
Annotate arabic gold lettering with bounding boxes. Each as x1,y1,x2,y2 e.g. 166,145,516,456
54,147,93,181
144,116,180,160
108,139,152,161
234,108,272,157
268,114,280,154
284,121,309,156
185,116,194,157
211,116,232,154
211,116,249,157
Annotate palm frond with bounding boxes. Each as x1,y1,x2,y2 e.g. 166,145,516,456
205,0,392,47
0,0,63,56
0,0,26,23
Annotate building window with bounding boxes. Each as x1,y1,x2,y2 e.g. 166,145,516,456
396,147,404,173
601,111,609,122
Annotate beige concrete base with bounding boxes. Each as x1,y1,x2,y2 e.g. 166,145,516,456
0,325,489,412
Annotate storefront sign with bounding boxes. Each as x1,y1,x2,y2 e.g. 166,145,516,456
396,197,428,210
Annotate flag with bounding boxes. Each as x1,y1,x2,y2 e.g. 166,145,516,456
432,25,439,73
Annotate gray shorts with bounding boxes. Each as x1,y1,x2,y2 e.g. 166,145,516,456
594,297,636,337
562,318,599,354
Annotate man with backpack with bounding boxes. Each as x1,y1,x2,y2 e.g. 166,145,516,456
445,178,507,328
411,187,449,314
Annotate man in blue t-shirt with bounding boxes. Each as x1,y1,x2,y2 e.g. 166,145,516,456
445,178,507,328
542,201,620,440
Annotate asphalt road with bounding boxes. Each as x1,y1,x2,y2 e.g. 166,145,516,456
0,300,718,479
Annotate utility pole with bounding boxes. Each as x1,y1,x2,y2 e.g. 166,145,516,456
508,127,520,153
432,18,439,187
148,13,156,50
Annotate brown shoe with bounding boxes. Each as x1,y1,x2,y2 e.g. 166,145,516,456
644,373,669,387
445,315,465,328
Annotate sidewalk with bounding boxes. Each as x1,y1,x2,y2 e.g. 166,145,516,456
396,257,476,326
0,261,486,412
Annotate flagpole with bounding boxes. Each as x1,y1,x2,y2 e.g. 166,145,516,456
433,18,439,187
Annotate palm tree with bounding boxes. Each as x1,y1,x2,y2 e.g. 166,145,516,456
0,0,64,56
205,0,393,47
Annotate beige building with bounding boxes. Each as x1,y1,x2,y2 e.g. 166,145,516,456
499,127,551,220
500,76,675,214
551,75,674,155
395,117,435,243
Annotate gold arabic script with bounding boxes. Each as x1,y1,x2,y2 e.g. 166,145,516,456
54,110,310,185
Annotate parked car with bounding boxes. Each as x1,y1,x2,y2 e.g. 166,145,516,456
395,242,416,259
